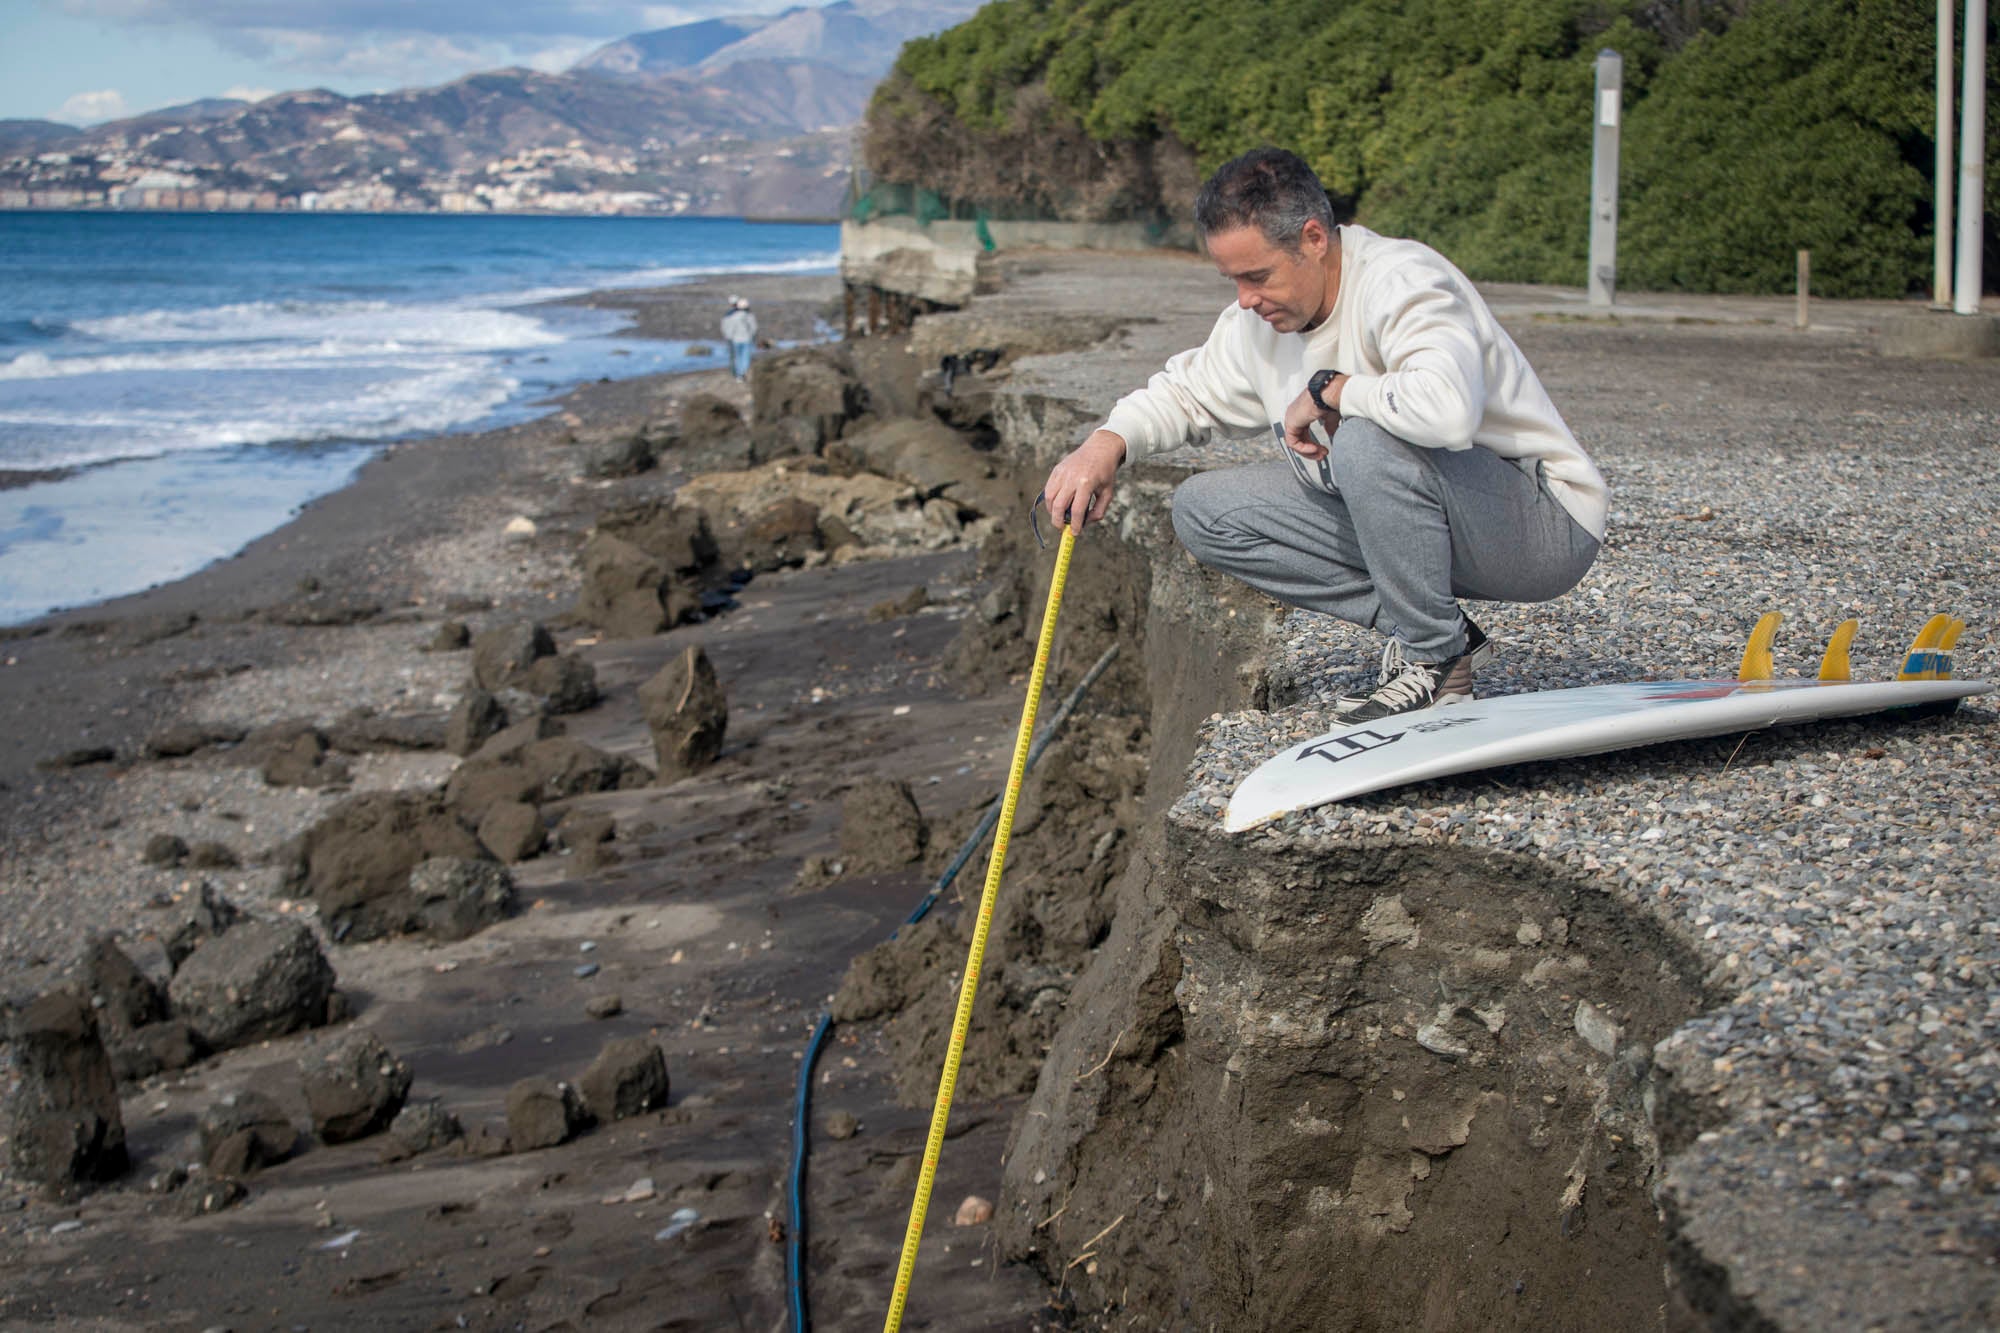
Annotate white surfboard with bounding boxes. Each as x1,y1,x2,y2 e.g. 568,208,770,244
1223,614,1990,833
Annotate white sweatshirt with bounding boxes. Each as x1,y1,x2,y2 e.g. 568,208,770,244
1102,224,1608,540
721,309,758,343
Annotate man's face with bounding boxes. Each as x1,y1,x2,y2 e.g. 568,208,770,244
1206,220,1333,334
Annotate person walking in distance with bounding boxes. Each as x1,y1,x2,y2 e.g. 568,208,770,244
1038,147,1607,723
721,297,758,381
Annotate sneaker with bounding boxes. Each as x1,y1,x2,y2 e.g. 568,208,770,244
1335,617,1494,724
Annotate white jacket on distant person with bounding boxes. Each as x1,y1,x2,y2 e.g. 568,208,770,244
721,308,758,343
1102,224,1608,541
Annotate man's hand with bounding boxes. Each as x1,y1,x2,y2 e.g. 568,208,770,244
1041,429,1127,534
1281,375,1345,461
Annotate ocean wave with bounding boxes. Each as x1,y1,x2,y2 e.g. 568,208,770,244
67,298,568,353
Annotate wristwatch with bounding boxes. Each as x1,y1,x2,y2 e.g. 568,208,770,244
1307,368,1341,415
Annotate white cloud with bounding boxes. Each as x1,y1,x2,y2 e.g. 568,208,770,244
55,88,130,123
524,39,606,73
221,84,277,102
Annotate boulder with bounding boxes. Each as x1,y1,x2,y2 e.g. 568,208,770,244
471,622,555,691
447,737,649,824
577,532,692,640
741,497,822,570
638,647,727,782
164,881,243,973
5,989,128,1194
142,833,189,867
407,857,517,941
379,1099,464,1162
477,800,546,863
578,1038,670,1123
506,1078,589,1151
424,620,471,653
595,501,718,573
522,653,599,715
575,427,655,479
445,689,509,757
749,348,862,456
327,708,447,753
186,840,240,869
251,721,351,789
143,721,247,759
832,417,1015,517
301,1029,413,1144
110,1019,203,1083
678,392,746,446
166,920,335,1050
278,791,489,942
198,1089,299,1176
839,779,928,873
66,936,166,1035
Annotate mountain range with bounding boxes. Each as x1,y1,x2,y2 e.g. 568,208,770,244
0,0,981,218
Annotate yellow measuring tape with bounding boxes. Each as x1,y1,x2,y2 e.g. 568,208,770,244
882,524,1076,1332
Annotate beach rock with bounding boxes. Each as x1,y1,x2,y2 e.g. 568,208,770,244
66,936,164,1031
469,714,563,763
5,989,128,1195
327,708,447,753
577,532,691,639
867,586,930,621
825,1111,860,1141
471,622,555,691
379,1099,463,1163
477,800,546,863
250,721,351,789
954,1195,994,1226
302,1029,413,1144
741,497,823,570
578,1039,669,1122
585,994,623,1020
264,593,381,627
167,920,335,1050
555,808,615,851
176,1177,247,1216
143,721,247,759
576,427,656,478
142,833,189,867
638,647,727,782
164,881,243,972
750,348,862,455
679,393,746,446
186,840,241,869
595,501,718,574
279,791,488,942
198,1089,299,1176
425,619,472,653
110,1019,203,1083
506,1079,589,1151
840,779,928,872
447,737,647,824
445,689,508,756
37,745,117,771
523,652,599,715
832,417,1014,517
407,857,517,942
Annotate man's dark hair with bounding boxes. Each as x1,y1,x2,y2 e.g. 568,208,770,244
1193,147,1335,252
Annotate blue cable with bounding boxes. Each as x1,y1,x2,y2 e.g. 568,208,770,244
783,642,1119,1331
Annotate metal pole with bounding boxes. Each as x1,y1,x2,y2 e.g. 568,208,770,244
1589,50,1624,307
1955,0,1986,315
1935,0,1955,307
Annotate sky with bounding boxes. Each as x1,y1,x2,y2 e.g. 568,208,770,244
0,0,804,124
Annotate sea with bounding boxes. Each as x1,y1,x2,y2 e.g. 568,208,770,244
0,211,840,626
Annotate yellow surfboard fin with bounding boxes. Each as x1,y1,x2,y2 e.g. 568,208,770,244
1897,614,1952,680
1817,619,1858,682
1936,618,1966,679
1738,611,1783,682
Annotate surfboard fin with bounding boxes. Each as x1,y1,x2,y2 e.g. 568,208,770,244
1897,614,1952,680
1936,618,1966,680
1738,611,1783,682
1817,619,1858,682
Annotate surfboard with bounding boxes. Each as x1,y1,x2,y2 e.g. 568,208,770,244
1222,614,1991,833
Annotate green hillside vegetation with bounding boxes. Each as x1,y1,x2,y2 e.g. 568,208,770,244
865,0,1997,297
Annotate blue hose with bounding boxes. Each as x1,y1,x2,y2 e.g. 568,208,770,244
783,642,1119,1331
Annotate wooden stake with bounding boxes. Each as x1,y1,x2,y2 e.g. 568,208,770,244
1795,250,1810,330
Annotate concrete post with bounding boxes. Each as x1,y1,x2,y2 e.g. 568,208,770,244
1589,50,1623,307
1953,0,1987,315
1935,0,1955,307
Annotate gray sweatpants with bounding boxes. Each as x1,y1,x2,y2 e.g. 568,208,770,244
1171,417,1601,662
